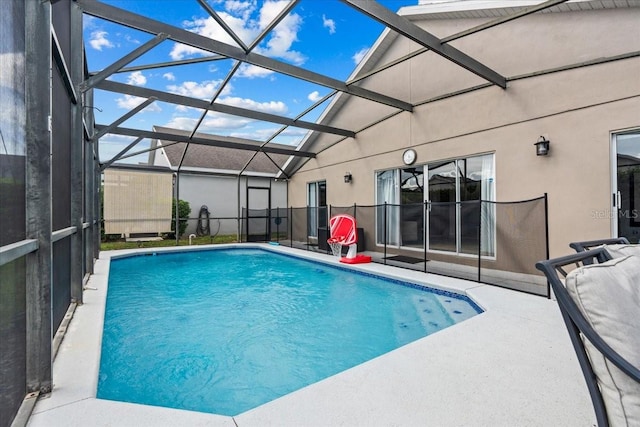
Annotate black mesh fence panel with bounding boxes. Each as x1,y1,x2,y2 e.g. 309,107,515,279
480,197,548,295
97,198,547,296
329,205,355,217
52,238,72,332
270,207,289,242
0,258,27,427
290,207,309,249
354,205,376,252
459,200,481,255
428,201,457,252
245,208,270,242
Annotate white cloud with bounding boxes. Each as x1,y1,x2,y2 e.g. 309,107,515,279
169,12,255,59
120,33,141,45
170,1,305,67
235,63,275,79
257,4,305,65
166,80,228,100
164,114,251,131
163,117,198,130
163,116,199,130
308,91,322,102
174,105,194,113
218,96,287,114
257,1,288,30
170,43,211,61
83,15,96,30
353,47,370,65
322,15,336,35
279,127,309,137
202,115,252,130
163,72,176,81
116,95,161,112
126,71,147,86
89,30,114,51
224,0,256,19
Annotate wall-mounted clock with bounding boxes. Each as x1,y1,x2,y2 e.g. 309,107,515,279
402,149,417,165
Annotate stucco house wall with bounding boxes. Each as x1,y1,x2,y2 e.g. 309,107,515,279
177,173,288,236
287,4,640,260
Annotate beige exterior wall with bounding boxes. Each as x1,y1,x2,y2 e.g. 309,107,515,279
289,7,640,259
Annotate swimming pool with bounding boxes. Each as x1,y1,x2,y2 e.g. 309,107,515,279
98,247,482,416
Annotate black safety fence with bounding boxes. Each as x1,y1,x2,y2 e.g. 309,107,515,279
237,196,549,297
99,196,549,297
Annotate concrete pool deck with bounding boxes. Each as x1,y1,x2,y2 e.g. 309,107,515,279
27,244,594,426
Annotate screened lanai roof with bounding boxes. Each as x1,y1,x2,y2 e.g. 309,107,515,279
81,0,640,178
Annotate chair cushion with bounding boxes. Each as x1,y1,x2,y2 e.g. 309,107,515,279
604,244,640,259
565,255,640,426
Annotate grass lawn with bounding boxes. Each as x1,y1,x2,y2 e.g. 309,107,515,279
100,234,238,251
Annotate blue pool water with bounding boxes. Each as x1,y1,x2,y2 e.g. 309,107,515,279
98,248,482,416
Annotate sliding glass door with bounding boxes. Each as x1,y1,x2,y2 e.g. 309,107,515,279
376,153,495,256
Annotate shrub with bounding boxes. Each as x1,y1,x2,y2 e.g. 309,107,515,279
171,198,191,238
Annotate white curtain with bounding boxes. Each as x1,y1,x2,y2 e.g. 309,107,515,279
376,170,399,245
480,154,495,256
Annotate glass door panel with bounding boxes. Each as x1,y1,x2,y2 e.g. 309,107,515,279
318,181,327,230
428,161,457,252
459,158,480,254
616,132,640,243
376,170,399,245
400,167,424,248
307,182,317,237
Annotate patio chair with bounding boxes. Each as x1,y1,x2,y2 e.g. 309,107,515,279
569,237,630,252
569,238,633,265
535,249,640,426
569,237,629,252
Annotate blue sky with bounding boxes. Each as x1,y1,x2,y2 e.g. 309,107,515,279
83,0,419,164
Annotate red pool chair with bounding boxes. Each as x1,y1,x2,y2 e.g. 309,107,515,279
327,214,371,264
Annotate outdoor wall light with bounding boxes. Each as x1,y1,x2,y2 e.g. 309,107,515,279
344,172,353,183
535,136,550,156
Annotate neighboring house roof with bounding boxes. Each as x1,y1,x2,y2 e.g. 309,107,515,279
618,153,640,168
149,126,289,177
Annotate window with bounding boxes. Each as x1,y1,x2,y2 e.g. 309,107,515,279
376,154,495,256
307,181,326,237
